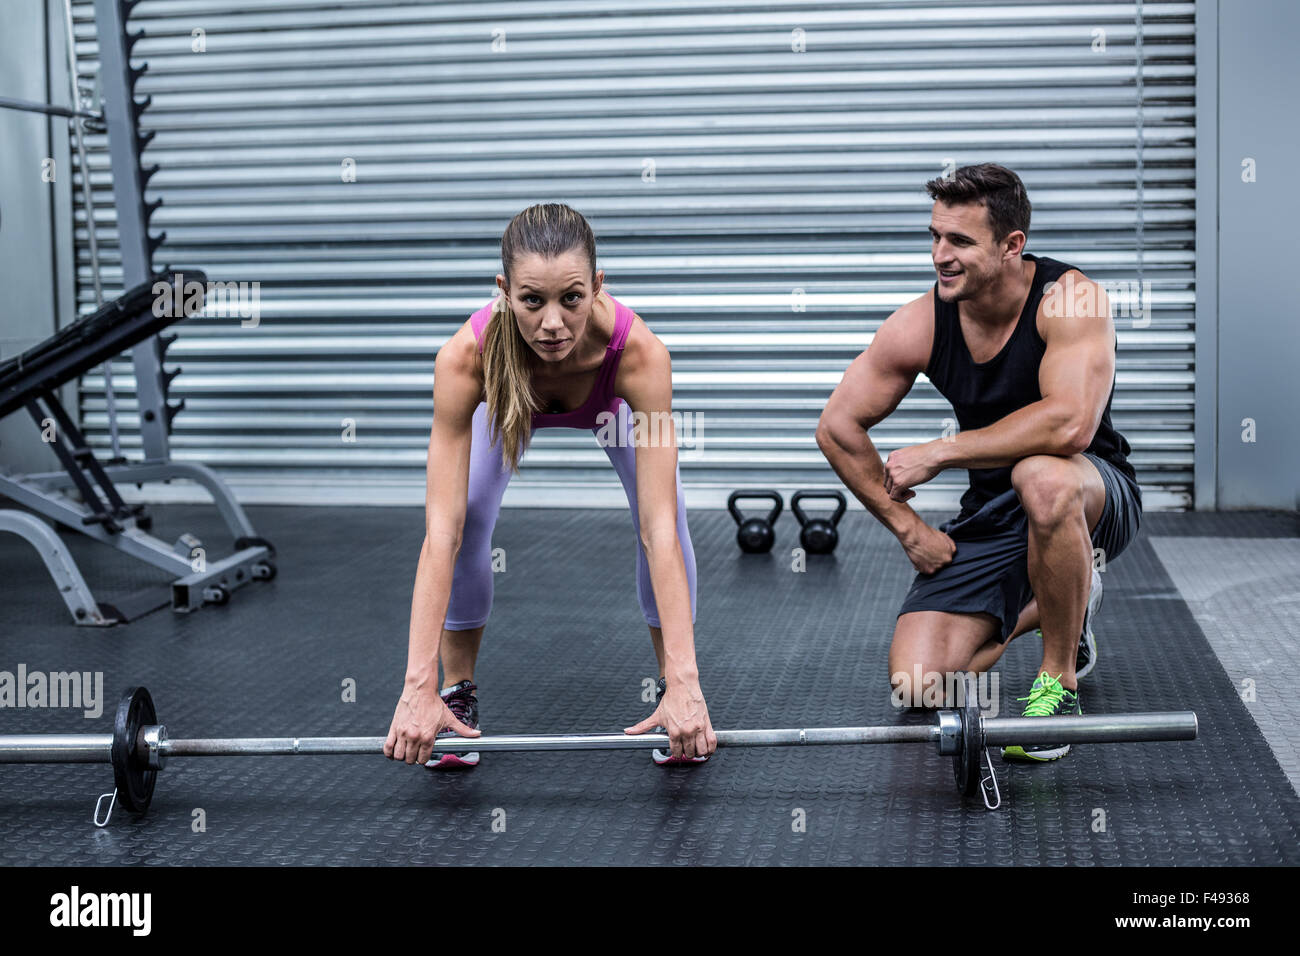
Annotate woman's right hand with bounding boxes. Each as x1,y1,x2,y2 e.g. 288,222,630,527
384,681,480,765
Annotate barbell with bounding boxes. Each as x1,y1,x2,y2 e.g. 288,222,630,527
0,679,1198,823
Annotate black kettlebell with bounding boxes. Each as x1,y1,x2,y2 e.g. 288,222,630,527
791,490,846,555
727,490,783,554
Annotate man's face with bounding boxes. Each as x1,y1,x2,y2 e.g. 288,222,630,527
929,201,1018,303
497,250,603,364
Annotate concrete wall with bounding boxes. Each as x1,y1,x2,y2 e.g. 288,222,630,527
0,0,76,474
1209,0,1300,510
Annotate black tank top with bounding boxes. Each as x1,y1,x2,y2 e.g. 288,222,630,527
925,252,1139,517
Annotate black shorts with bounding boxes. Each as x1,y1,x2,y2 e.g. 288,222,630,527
896,453,1142,643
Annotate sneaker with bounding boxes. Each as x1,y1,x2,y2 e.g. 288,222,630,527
424,680,480,770
1076,566,1103,680
1027,567,1103,681
1000,673,1080,762
651,676,709,766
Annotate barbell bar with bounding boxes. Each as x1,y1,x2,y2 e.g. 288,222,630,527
0,717,1199,759
0,682,1199,823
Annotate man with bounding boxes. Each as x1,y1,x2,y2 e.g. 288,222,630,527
816,163,1142,761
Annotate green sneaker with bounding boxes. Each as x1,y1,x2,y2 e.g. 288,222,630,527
1001,672,1080,762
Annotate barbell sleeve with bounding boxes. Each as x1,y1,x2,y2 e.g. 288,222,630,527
981,712,1199,746
0,734,115,763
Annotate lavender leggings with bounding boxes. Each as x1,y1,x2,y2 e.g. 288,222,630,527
444,402,698,630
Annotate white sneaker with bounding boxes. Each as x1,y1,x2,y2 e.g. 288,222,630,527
1076,567,1103,680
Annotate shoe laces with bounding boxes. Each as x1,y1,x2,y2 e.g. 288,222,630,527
1018,673,1065,717
443,682,477,724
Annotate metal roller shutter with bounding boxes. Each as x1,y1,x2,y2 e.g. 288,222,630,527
69,0,1197,510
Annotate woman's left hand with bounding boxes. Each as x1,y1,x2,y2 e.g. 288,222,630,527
625,678,717,758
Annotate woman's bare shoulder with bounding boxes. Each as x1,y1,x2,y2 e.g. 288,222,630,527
614,305,672,402
435,319,487,414
622,305,668,364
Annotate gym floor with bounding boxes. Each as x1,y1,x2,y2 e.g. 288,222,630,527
1,502,1298,866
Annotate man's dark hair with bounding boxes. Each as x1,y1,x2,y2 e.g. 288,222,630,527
924,163,1031,243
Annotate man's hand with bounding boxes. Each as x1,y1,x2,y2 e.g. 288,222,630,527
900,520,957,575
883,441,945,502
625,678,716,759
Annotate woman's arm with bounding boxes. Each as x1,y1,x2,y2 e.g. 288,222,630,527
618,326,717,758
385,326,483,764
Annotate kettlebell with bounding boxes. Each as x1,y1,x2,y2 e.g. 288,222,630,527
727,490,783,554
791,490,846,555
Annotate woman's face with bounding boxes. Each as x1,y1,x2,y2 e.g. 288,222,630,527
497,250,603,365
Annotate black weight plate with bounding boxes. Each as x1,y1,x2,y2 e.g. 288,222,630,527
111,686,157,814
952,674,982,797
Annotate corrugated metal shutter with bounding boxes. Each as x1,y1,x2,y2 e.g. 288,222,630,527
70,0,1196,510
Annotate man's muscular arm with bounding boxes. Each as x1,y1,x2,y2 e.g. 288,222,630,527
817,297,955,575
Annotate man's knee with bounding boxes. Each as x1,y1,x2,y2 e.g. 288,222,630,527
889,617,979,707
888,658,972,708
889,663,933,706
1011,454,1085,527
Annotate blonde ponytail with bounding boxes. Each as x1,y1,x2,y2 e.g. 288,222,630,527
481,294,537,474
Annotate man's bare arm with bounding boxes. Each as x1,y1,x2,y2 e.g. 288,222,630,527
930,275,1114,471
816,297,931,541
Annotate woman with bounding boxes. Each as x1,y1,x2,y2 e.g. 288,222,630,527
384,203,716,768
